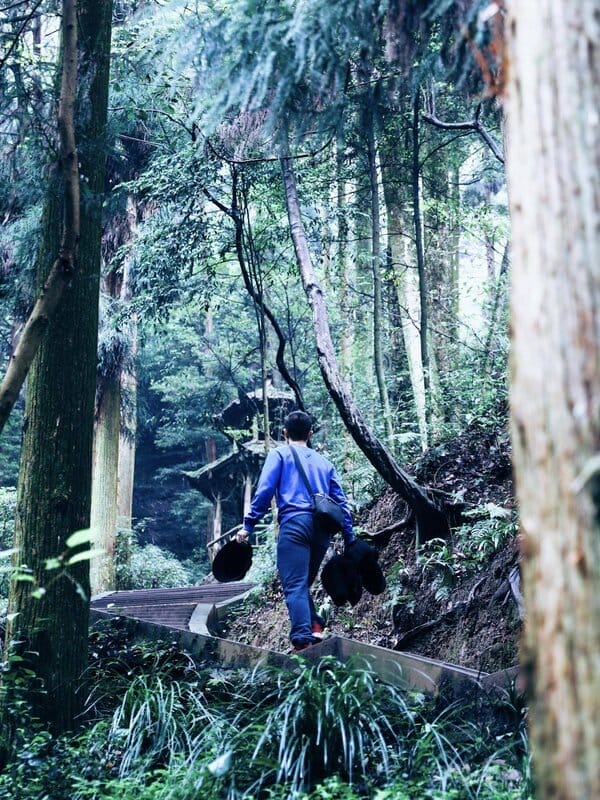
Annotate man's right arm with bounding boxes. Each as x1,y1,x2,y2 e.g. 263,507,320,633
242,449,282,534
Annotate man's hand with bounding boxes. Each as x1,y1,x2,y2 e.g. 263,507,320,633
235,529,250,544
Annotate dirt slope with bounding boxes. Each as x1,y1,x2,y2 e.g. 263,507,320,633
223,419,521,674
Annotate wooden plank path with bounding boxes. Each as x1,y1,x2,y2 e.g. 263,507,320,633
91,583,254,631
90,583,518,696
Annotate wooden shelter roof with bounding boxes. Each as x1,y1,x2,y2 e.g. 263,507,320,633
183,445,264,496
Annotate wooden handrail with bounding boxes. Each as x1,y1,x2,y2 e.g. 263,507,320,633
207,520,272,551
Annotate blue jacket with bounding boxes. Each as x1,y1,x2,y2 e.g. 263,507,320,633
243,444,355,543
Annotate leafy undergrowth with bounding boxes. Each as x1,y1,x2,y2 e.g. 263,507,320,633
224,418,521,674
0,620,531,800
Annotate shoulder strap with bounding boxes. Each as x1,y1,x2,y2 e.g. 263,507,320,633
288,444,315,498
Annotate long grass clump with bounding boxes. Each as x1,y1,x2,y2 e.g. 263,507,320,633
0,627,532,800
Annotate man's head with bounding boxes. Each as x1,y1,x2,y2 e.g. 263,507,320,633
283,410,312,442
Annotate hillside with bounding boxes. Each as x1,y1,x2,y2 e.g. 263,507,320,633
223,418,522,674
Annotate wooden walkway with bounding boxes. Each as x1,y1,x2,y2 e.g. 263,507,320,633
90,582,519,697
91,583,254,631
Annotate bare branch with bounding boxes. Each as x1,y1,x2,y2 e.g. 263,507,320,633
422,104,505,164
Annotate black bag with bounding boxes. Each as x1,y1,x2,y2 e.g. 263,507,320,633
289,445,345,535
313,492,345,535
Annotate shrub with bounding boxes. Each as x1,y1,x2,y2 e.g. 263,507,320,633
1,629,532,800
0,488,17,604
243,656,417,794
117,543,190,589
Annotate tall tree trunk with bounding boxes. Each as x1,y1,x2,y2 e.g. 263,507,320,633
117,389,136,523
412,92,431,443
90,377,119,594
281,153,449,545
507,1,600,796
366,97,394,443
335,136,353,383
424,157,461,426
481,239,510,380
379,106,425,446
2,0,112,742
116,200,139,532
92,198,139,593
351,168,374,393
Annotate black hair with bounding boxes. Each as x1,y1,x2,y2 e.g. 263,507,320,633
283,410,312,441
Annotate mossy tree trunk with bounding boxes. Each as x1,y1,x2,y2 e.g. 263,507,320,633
3,0,113,738
507,1,600,796
335,135,353,384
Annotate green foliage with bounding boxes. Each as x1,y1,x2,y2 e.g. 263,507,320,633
419,504,517,600
0,620,532,799
5,527,104,605
0,487,17,602
117,542,190,590
99,674,221,778
250,655,417,792
85,621,200,719
0,403,22,487
245,520,278,585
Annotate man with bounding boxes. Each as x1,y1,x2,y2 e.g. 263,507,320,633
237,410,356,652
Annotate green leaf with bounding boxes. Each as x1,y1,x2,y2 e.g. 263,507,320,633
31,587,47,600
484,503,512,520
44,557,63,571
66,548,105,566
65,529,94,549
13,573,35,583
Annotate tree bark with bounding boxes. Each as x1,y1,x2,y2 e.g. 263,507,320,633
91,198,139,594
506,1,600,796
90,377,119,594
366,96,394,443
2,0,113,741
0,0,80,435
117,199,140,532
424,156,461,426
378,105,425,445
411,92,432,445
281,153,449,544
335,135,353,383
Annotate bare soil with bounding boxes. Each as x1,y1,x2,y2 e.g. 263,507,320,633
223,418,522,674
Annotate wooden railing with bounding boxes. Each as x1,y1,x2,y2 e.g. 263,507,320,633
207,517,273,559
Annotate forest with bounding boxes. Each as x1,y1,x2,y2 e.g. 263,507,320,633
0,0,599,798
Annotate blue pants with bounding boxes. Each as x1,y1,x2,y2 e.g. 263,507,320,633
277,512,330,646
